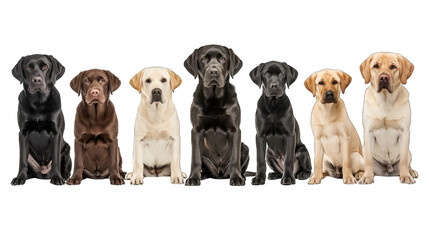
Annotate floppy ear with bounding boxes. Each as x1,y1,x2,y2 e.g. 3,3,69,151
228,48,243,78
283,62,298,88
336,70,352,94
12,57,25,84
360,55,373,84
47,55,65,83
184,49,199,79
104,70,121,94
130,70,143,93
398,55,414,85
304,72,317,97
249,63,263,88
70,71,84,96
167,69,182,91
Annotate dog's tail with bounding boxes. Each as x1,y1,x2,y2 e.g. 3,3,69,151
244,171,256,177
125,172,133,180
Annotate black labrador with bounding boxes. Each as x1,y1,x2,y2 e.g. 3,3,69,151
249,61,311,185
11,54,72,185
184,44,250,186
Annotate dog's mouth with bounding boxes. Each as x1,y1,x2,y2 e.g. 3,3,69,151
151,96,163,104
323,98,338,104
28,87,46,94
208,80,220,87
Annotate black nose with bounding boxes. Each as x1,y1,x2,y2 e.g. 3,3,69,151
325,90,334,99
152,88,162,96
270,82,279,89
32,76,43,85
209,69,219,77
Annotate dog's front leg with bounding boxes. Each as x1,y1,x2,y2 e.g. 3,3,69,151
109,138,124,185
128,137,144,185
170,136,184,184
252,134,266,185
399,129,415,184
11,131,30,185
341,136,356,184
67,140,84,185
281,133,296,185
50,132,65,185
309,137,324,184
229,129,245,186
359,129,374,184
185,129,204,186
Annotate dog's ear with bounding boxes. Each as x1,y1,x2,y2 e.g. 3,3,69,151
283,62,298,88
398,54,414,85
336,70,352,94
360,55,374,84
228,48,243,78
167,69,182,91
104,70,121,94
184,49,199,79
70,71,84,96
130,70,143,93
249,63,264,88
12,57,25,84
47,55,65,83
304,72,318,97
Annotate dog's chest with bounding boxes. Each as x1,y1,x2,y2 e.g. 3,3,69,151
320,125,343,165
199,113,234,132
370,126,402,163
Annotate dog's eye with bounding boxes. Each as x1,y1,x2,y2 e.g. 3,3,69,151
373,63,379,69
99,78,105,83
145,79,151,83
332,80,338,85
42,65,48,71
220,57,226,62
83,79,89,83
201,57,207,62
161,78,167,83
26,66,32,71
318,81,324,85
390,65,397,70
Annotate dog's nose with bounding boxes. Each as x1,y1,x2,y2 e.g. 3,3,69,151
91,89,100,97
270,82,279,89
379,73,390,83
152,88,162,96
325,90,334,99
32,76,43,85
209,69,219,77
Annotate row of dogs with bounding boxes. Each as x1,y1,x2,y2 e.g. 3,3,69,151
10,44,417,186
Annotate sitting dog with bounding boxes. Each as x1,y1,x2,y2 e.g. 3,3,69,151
305,69,364,184
249,61,312,185
11,54,71,185
67,69,125,185
184,44,250,186
126,67,186,184
359,52,418,184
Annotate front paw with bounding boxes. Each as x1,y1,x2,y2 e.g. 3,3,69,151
171,172,184,184
308,174,322,184
296,171,311,180
251,176,265,185
410,169,419,178
11,175,26,185
343,175,357,184
50,175,65,185
400,175,415,184
281,175,295,185
130,175,144,185
67,177,82,185
110,175,125,185
358,174,374,184
354,171,364,180
185,178,201,186
230,176,245,186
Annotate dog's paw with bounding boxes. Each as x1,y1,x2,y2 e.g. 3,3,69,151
358,174,374,184
171,173,184,184
185,178,201,186
130,176,143,185
296,171,311,180
230,176,245,186
354,171,364,180
343,175,357,184
251,176,265,185
281,176,295,185
268,172,282,180
400,175,415,184
182,172,187,179
50,175,65,185
410,169,419,178
11,175,26,185
67,177,82,185
110,175,125,185
308,175,322,185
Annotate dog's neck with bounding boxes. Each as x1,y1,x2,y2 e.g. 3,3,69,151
25,87,52,107
83,101,107,121
201,83,230,107
316,98,344,123
141,97,174,123
372,86,405,110
263,94,287,110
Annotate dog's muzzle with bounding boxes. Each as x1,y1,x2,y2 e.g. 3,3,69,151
151,88,162,103
378,73,392,93
323,90,336,103
28,76,46,93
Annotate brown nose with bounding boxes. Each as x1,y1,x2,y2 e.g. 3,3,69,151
379,74,390,83
91,89,100,97
32,76,43,85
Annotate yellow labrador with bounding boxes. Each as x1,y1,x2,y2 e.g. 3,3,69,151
305,69,364,184
359,52,418,184
126,67,186,184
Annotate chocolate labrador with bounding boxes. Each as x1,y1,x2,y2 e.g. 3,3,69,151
184,44,250,186
11,54,72,185
67,69,125,185
250,61,312,185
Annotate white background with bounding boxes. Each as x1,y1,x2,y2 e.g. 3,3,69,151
1,0,427,239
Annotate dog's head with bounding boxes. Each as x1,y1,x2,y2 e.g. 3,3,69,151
129,67,181,104
70,69,121,104
360,52,413,94
249,61,298,98
12,54,65,95
304,69,352,104
184,44,242,88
